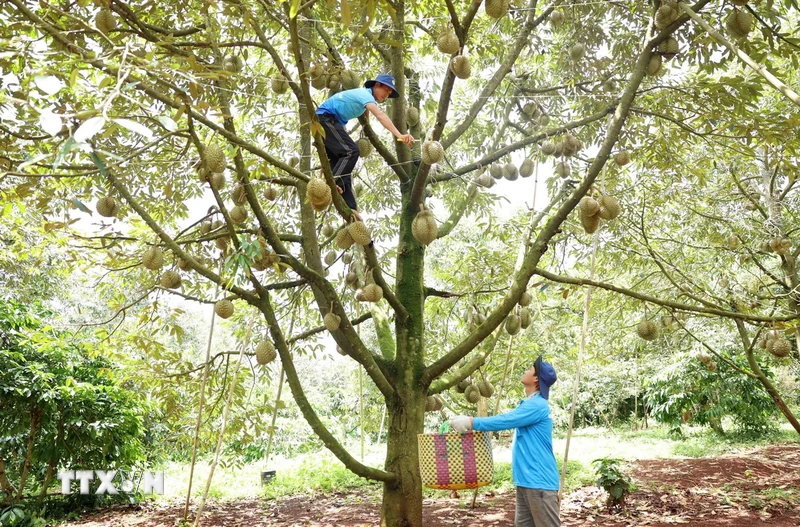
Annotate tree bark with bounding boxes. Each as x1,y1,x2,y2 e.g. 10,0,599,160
381,395,425,527
0,456,17,505
16,407,42,502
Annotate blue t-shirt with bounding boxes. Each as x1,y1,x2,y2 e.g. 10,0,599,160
316,88,377,126
472,392,559,491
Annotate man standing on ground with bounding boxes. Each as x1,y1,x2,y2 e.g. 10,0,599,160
315,73,415,220
449,355,560,527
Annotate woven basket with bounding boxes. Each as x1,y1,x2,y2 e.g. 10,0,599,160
417,431,494,490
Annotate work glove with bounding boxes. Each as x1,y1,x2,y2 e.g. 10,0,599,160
449,415,473,433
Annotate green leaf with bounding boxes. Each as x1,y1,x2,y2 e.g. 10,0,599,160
289,0,301,18
73,116,106,143
112,118,154,139
33,74,63,95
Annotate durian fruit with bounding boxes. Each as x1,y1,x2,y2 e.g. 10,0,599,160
726,10,753,39
425,396,438,412
407,107,420,127
363,283,383,302
345,271,358,286
485,0,510,18
222,54,244,73
538,114,551,126
342,253,353,264
450,55,471,79
569,43,585,61
422,141,445,165
412,208,438,245
255,340,277,364
654,2,679,30
436,30,460,54
177,257,191,271
231,184,247,204
263,186,278,201
597,195,621,220
770,237,792,255
214,299,234,319
271,74,289,94
579,196,600,217
490,163,504,179
770,338,791,358
327,73,342,92
581,212,601,234
464,384,481,404
160,270,182,289
96,197,119,218
307,177,332,211
503,163,519,181
348,221,372,246
550,9,565,27
636,320,659,341
357,137,373,157
340,69,360,90
505,314,521,335
697,352,716,371
204,144,226,173
519,307,532,329
215,236,230,251
324,250,337,266
477,172,494,188
541,141,556,156
142,247,164,270
210,172,226,190
199,222,212,235
561,133,581,157
308,63,327,89
555,161,571,179
324,312,341,332
322,224,336,238
477,380,495,398
519,291,532,306
759,240,772,253
646,54,662,76
614,151,631,166
95,8,116,34
522,102,540,119
520,159,535,178
456,379,471,393
727,235,741,250
335,227,355,250
658,37,679,60
230,205,248,224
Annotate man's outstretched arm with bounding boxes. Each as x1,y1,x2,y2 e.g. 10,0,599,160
365,104,415,145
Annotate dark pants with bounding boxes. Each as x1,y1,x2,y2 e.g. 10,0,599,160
515,487,560,527
318,114,359,210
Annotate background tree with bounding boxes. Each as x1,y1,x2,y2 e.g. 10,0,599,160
2,0,800,525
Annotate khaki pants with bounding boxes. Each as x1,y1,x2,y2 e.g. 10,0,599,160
515,487,560,527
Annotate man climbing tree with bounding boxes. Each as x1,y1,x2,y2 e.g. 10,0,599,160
316,73,415,220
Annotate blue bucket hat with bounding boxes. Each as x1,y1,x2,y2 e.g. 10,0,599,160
364,73,400,98
533,355,557,400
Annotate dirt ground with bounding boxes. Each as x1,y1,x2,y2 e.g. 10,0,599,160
67,443,800,527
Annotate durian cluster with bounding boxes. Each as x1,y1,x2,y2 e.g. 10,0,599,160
455,379,495,404
473,158,535,190
540,133,582,159
759,237,792,255
696,352,717,372
578,193,621,234
424,395,444,412
505,291,533,335
758,329,792,358
307,64,361,96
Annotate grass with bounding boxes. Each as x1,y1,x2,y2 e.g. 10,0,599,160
155,423,797,503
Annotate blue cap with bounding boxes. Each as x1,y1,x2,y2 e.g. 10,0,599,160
534,355,557,400
364,73,400,98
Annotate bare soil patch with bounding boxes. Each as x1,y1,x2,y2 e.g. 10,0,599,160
67,443,800,527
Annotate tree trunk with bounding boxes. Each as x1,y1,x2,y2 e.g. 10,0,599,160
0,456,17,505
16,407,42,502
381,395,425,527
